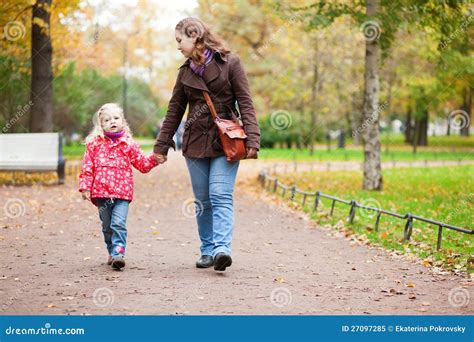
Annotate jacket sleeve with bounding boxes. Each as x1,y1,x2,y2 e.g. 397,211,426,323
130,142,159,173
153,67,188,155
78,143,95,192
229,54,261,150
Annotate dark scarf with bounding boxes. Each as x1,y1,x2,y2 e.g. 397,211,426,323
104,130,125,141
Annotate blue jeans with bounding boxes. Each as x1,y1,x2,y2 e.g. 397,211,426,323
185,156,239,257
96,199,130,258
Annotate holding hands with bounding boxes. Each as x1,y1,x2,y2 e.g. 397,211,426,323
81,190,91,201
154,154,167,164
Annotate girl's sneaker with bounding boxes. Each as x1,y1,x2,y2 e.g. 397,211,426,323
107,256,113,265
111,255,125,270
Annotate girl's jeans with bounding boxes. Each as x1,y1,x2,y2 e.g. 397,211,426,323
96,198,130,258
185,156,239,257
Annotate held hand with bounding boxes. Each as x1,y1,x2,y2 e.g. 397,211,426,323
154,154,167,164
246,147,258,159
81,190,91,201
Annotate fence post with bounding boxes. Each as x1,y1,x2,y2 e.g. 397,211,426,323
403,214,413,242
348,200,357,223
374,211,382,231
330,200,336,216
437,225,443,250
273,179,278,193
313,191,320,212
290,186,296,201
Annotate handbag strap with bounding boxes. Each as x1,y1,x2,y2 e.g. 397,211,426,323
202,91,218,121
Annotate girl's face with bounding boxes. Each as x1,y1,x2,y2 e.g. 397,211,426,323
175,30,195,58
100,112,124,133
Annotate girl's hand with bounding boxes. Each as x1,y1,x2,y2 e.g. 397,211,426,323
154,154,167,164
246,147,258,159
81,190,91,201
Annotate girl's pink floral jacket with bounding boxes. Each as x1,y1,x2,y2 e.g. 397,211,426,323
78,135,158,203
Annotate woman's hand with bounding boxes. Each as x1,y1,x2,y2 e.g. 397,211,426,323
81,190,91,201
154,154,167,164
246,147,258,159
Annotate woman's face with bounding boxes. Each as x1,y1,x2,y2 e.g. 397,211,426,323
175,30,195,58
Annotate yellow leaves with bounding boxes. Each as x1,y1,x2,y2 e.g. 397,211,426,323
0,171,58,186
32,17,50,35
422,258,432,267
274,277,286,283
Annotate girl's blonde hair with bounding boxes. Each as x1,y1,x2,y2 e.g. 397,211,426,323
84,103,132,144
176,17,230,65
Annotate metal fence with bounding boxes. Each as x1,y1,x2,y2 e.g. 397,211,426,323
258,162,473,250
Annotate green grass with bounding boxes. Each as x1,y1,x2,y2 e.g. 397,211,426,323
259,147,474,162
266,165,473,273
378,133,474,148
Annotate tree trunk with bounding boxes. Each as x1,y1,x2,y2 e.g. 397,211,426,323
298,100,306,149
446,113,451,136
460,86,471,137
416,111,428,146
351,92,363,145
29,0,53,132
405,106,413,144
309,39,319,156
361,0,383,191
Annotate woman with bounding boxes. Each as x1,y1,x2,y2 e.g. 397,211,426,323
154,17,260,272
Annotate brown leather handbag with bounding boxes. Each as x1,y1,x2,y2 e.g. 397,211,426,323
202,90,248,161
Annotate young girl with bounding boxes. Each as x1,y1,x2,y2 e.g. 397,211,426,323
79,103,159,270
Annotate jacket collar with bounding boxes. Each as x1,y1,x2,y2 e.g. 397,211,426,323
178,50,228,69
99,134,131,146
178,51,227,92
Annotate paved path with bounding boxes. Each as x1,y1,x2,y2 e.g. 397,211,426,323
0,151,472,314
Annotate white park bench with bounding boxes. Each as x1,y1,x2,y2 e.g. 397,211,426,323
0,133,66,184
